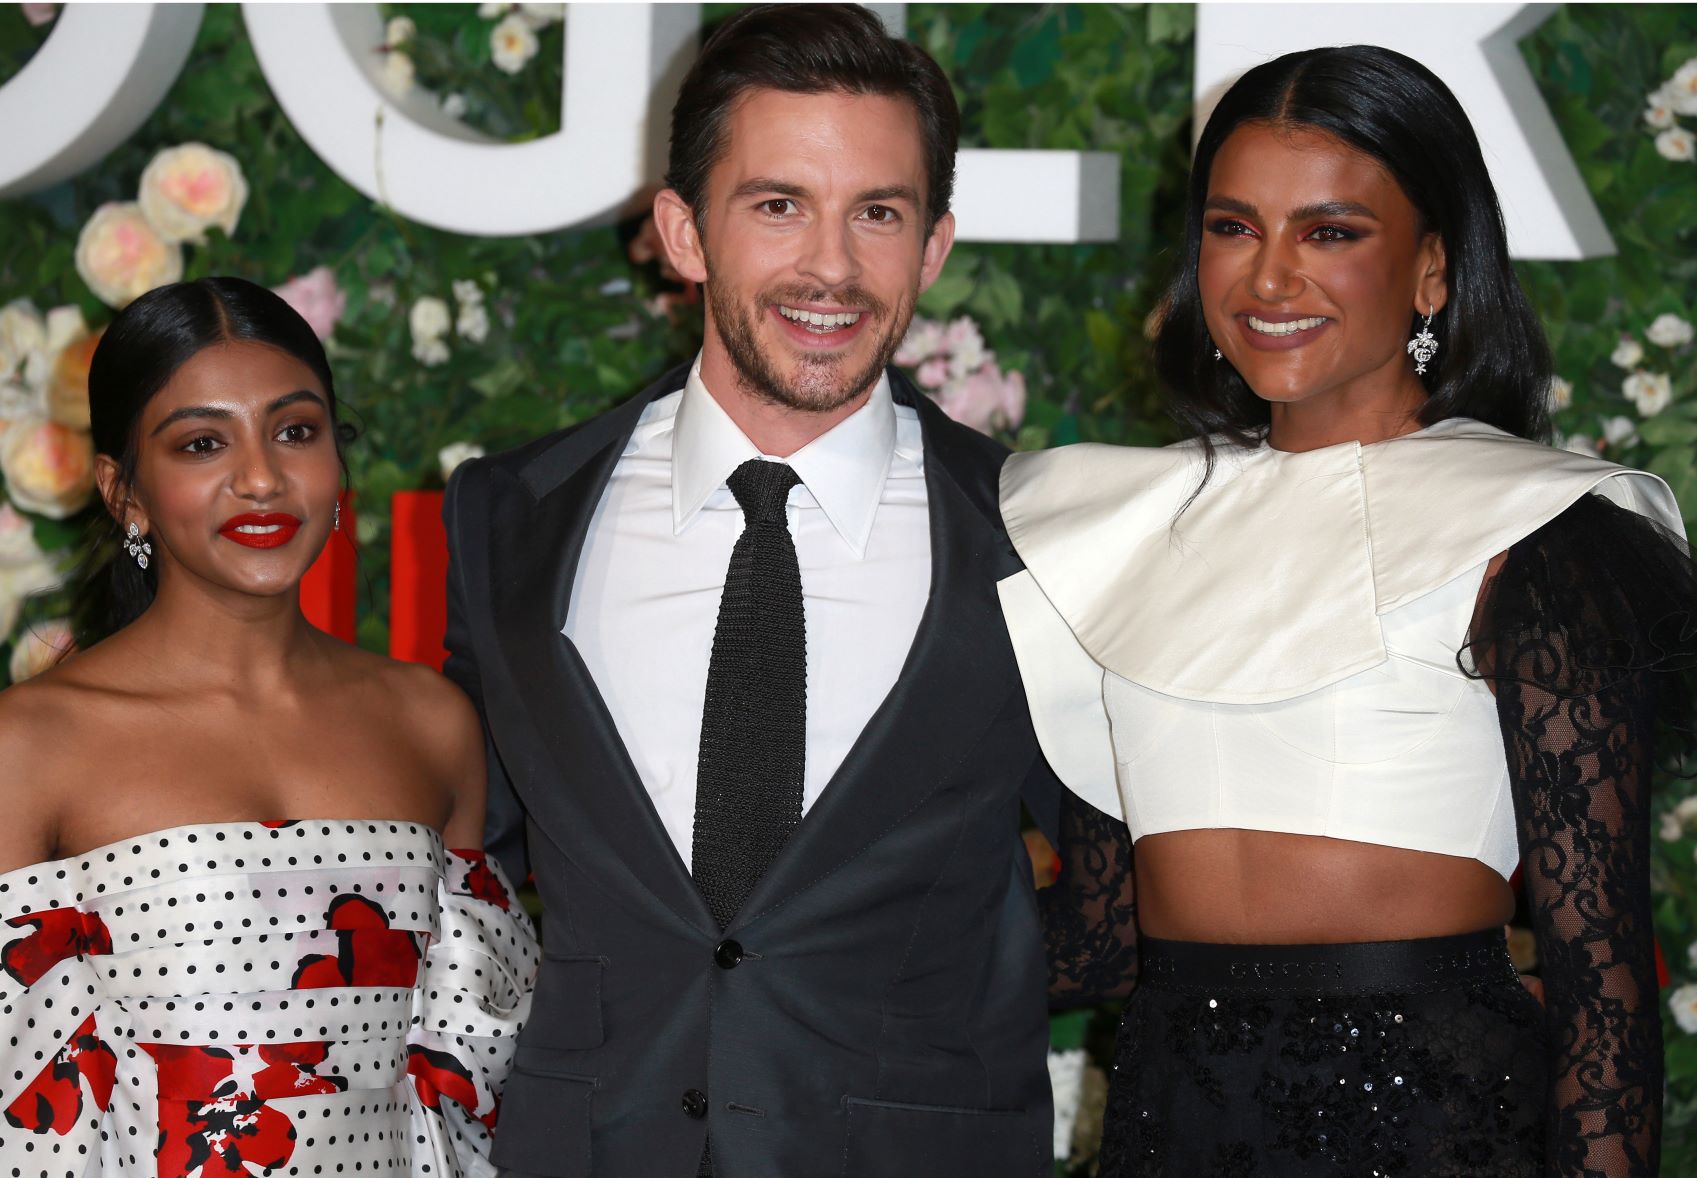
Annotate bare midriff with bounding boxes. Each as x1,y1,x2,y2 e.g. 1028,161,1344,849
1134,829,1515,944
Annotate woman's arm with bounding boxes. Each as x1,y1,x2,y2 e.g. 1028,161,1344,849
1039,786,1138,1008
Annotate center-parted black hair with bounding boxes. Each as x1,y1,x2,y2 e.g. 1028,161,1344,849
73,277,349,645
665,3,959,236
1153,45,1552,448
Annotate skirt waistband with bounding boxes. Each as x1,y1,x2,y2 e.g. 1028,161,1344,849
1138,928,1518,996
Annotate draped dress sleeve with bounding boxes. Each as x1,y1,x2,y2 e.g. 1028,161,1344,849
1473,492,1695,1178
407,848,540,1176
0,867,118,1176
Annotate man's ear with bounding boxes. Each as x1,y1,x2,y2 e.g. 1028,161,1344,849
95,455,145,536
917,210,956,296
652,188,709,286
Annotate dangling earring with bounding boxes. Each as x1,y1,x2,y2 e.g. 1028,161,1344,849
1213,347,1222,361
332,501,341,531
1407,304,1439,375
124,521,152,570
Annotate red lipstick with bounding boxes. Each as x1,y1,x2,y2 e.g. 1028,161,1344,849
218,512,302,549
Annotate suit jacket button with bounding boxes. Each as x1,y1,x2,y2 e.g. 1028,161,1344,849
682,1089,709,1120
714,939,744,969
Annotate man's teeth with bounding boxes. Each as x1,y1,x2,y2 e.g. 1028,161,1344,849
234,524,283,534
1247,315,1328,336
778,305,862,332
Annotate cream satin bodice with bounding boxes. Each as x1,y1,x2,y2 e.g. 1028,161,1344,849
997,418,1684,879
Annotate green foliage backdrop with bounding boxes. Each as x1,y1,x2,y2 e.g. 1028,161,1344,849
1,4,1694,1169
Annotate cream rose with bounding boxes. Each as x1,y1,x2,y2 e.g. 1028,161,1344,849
438,441,486,483
1611,336,1644,369
75,202,184,308
48,329,99,431
1646,312,1694,348
1655,126,1696,163
1645,88,1677,130
7,616,74,683
1667,59,1697,116
138,143,249,246
491,12,540,74
1623,371,1673,417
1547,375,1573,412
410,296,451,342
1671,983,1697,1035
0,417,95,518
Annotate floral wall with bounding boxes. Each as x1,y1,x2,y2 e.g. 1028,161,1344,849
1,3,1694,1170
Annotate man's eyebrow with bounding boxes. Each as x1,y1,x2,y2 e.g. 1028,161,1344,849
728,178,811,201
856,185,920,206
149,390,326,436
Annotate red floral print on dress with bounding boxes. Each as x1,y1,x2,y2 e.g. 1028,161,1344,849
143,1042,347,1177
289,893,421,990
2,907,112,986
3,1015,117,1136
407,1044,497,1130
451,849,512,911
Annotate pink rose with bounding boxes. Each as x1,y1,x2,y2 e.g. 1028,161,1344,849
274,267,347,341
935,364,1026,436
0,417,95,518
916,357,949,390
21,4,58,26
895,318,945,368
74,202,183,309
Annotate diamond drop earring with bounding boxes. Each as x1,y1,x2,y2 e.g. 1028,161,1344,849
333,501,341,531
124,521,153,570
1407,304,1439,375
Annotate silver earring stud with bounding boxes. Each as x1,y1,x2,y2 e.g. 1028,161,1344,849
1407,304,1439,375
125,521,152,570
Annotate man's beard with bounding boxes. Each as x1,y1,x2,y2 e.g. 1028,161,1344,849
706,270,913,414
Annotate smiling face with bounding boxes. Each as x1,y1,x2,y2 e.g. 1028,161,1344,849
1199,122,1447,415
100,339,341,603
661,87,954,417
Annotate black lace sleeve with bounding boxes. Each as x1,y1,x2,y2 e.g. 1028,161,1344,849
1038,785,1138,1009
1472,492,1696,1178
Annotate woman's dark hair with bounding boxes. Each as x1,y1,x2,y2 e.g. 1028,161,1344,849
1154,45,1552,451
665,2,959,236
74,276,348,645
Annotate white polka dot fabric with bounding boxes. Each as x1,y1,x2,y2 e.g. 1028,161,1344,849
0,821,538,1178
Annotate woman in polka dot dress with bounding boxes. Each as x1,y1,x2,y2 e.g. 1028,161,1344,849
0,279,539,1178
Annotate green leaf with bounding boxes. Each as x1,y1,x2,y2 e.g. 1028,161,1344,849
918,265,975,317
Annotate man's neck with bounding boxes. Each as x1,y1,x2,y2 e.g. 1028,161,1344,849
696,347,876,459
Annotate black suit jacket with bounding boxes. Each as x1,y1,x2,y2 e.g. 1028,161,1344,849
443,363,1060,1178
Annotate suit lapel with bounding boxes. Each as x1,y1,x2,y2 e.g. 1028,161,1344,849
728,373,1023,931
487,363,716,936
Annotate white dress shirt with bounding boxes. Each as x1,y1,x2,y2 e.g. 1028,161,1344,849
562,357,931,869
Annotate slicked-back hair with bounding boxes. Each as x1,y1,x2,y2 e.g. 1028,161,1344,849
1154,45,1552,451
74,277,349,645
665,3,959,236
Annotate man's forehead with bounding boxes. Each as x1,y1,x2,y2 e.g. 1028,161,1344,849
714,88,925,193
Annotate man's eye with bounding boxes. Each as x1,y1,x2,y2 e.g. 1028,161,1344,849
863,205,897,223
761,199,794,216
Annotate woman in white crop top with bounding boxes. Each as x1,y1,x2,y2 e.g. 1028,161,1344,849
1000,46,1691,1178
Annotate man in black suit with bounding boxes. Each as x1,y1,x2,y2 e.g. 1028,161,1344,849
444,7,1060,1175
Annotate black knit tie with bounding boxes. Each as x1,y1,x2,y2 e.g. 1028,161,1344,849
691,458,807,931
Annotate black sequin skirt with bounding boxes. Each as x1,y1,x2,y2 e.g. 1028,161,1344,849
1098,929,1546,1178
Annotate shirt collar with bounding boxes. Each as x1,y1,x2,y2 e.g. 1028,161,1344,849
672,354,898,558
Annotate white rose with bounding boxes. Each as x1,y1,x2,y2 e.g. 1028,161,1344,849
385,15,415,46
1561,434,1598,456
895,317,945,368
1655,126,1696,163
1547,375,1573,412
74,202,184,308
477,1,510,16
1671,983,1697,1035
137,143,248,245
1623,371,1673,417
412,336,450,367
381,50,416,99
1646,312,1694,348
456,302,490,344
1676,795,1697,825
438,441,486,483
1662,810,1687,842
43,305,85,355
409,296,452,342
0,300,46,373
453,279,484,307
8,616,73,683
1645,87,1677,130
1601,415,1639,449
490,12,539,75
517,3,563,29
1611,337,1644,369
1667,59,1697,116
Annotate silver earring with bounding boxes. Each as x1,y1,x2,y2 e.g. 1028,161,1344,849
333,502,341,531
124,521,152,570
1407,305,1439,375
1213,347,1222,361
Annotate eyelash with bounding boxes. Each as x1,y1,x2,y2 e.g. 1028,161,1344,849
1204,217,1358,243
177,423,318,456
755,200,901,224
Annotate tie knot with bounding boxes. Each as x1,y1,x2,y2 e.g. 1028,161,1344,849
727,459,801,524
